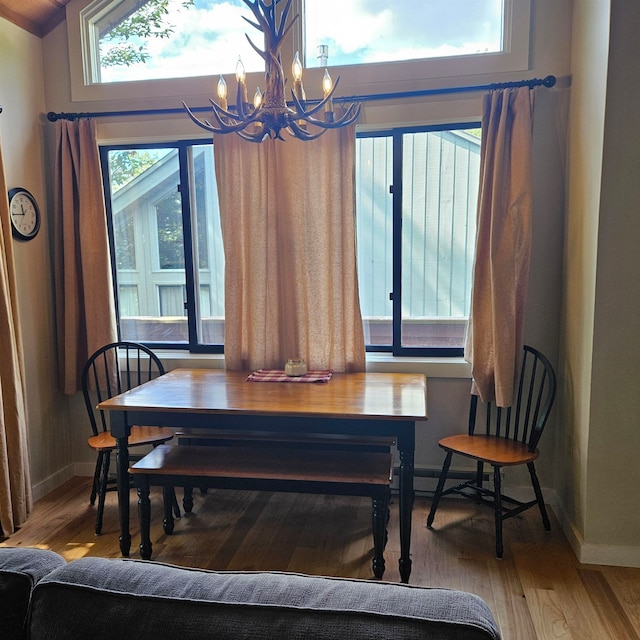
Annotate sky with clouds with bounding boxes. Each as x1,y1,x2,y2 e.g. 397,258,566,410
99,0,503,83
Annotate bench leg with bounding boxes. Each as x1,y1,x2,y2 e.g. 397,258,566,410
136,476,153,560
163,487,175,535
183,486,194,513
371,489,389,579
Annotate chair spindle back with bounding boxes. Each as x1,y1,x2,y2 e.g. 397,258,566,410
82,341,165,437
468,345,556,451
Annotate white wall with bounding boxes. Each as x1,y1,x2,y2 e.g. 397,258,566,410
560,0,609,558
0,18,74,500
585,0,640,558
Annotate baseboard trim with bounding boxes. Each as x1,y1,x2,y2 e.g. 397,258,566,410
73,462,97,478
31,464,76,502
552,499,640,568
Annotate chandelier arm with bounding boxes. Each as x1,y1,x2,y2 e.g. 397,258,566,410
214,117,261,134
183,103,220,133
245,33,268,64
314,107,362,129
291,76,344,119
290,90,307,115
257,0,293,41
208,99,251,125
270,0,295,33
287,120,328,141
244,0,294,45
236,128,269,143
276,1,295,39
211,101,262,132
294,104,361,131
183,102,262,135
241,16,261,31
235,92,250,119
276,12,297,44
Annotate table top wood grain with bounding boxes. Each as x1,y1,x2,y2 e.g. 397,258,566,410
98,368,427,422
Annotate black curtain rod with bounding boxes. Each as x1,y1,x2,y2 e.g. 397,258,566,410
46,74,556,123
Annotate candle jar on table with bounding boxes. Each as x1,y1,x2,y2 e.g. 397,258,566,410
285,359,307,376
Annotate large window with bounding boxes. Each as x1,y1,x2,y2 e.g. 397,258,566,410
356,125,480,355
71,0,529,102
101,123,480,355
101,142,225,350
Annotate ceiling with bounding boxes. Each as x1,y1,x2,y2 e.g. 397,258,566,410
0,0,72,38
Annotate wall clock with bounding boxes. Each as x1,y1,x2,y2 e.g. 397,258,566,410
8,187,40,241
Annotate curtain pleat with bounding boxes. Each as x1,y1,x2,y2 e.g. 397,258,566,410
0,133,32,534
53,120,116,394
214,126,365,372
465,87,534,406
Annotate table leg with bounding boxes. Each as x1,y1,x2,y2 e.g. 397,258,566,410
116,436,131,557
398,440,415,584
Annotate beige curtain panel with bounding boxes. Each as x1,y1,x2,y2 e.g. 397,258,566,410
53,119,117,394
465,87,534,407
0,136,32,534
214,125,365,373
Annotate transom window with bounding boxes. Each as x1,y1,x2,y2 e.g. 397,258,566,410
304,0,504,68
95,0,262,84
100,123,480,355
87,0,507,84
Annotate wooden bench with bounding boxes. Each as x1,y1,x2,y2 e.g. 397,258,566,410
175,429,396,451
129,444,393,578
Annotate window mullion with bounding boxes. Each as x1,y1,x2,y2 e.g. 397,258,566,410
179,144,199,349
100,145,122,338
391,131,403,355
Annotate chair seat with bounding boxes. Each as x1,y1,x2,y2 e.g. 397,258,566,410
88,426,175,452
439,434,539,466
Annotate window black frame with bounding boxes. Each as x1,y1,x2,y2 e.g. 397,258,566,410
101,122,480,357
100,139,222,354
358,122,481,358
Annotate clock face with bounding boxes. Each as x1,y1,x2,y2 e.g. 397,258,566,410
8,188,40,241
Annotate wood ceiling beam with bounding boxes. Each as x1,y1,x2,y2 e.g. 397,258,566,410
0,0,70,38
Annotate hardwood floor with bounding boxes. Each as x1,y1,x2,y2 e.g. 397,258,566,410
3,476,640,640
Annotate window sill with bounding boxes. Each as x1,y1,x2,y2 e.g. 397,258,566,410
153,350,472,379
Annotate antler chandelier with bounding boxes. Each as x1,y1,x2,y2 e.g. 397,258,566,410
183,0,360,142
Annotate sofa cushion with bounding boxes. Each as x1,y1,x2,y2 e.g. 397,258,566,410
29,557,500,639
0,547,66,640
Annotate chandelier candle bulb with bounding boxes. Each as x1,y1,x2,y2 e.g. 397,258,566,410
253,88,263,132
217,75,228,111
323,68,334,121
292,51,306,102
235,57,248,106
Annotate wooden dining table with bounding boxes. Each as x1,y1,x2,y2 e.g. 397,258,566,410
99,368,427,583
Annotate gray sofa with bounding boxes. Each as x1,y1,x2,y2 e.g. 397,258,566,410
0,546,501,639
